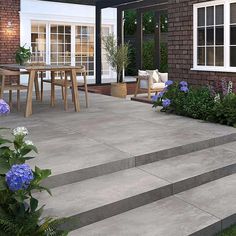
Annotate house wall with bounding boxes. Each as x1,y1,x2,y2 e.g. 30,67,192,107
0,0,21,64
168,0,236,90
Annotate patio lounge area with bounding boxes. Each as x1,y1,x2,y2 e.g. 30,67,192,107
1,91,236,235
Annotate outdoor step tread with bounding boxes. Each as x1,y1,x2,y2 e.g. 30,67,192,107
37,143,236,222
70,174,236,236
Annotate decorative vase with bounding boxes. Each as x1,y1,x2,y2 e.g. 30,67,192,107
111,82,127,98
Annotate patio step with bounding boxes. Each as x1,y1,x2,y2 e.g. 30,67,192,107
36,142,236,232
42,133,236,189
70,174,236,236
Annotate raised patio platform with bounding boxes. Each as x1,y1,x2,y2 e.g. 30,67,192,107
1,91,236,235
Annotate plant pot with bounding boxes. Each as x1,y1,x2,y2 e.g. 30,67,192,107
111,82,127,98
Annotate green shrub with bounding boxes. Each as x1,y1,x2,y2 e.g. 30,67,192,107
0,127,68,235
153,80,236,127
209,94,236,127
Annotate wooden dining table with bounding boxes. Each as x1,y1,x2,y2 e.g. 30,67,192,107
0,64,85,117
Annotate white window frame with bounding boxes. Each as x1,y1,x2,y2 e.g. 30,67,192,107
192,0,236,72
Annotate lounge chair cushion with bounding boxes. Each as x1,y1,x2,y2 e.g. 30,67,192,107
151,82,166,89
147,70,160,83
159,72,168,83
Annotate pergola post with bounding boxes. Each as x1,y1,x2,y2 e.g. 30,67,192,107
117,8,124,82
155,11,161,69
136,10,143,71
95,6,102,85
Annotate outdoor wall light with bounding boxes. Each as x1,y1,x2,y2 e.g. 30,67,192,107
156,24,159,29
0,21,13,34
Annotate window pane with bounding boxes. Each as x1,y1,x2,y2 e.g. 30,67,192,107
51,25,57,33
58,26,64,34
198,8,205,26
207,27,214,45
216,26,224,45
231,3,236,24
216,5,224,25
231,26,236,45
197,47,205,65
206,47,214,66
230,46,236,66
65,26,71,34
207,7,214,26
198,28,205,45
215,47,224,66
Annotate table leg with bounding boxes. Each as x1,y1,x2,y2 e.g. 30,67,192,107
51,71,55,107
83,72,89,108
34,73,41,101
71,69,80,112
25,70,35,117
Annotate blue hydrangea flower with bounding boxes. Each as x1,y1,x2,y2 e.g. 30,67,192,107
5,164,34,192
152,91,165,102
165,80,173,87
162,99,171,108
179,81,188,87
0,99,10,115
180,86,189,93
158,91,165,98
152,94,159,102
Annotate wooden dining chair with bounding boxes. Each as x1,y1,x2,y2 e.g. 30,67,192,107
21,62,46,101
0,69,28,111
52,68,89,111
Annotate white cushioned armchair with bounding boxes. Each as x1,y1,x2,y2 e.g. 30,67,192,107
134,70,168,99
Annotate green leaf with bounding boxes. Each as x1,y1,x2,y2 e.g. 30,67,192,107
30,197,38,212
0,159,10,174
34,167,51,181
0,138,12,146
0,177,7,191
20,145,38,156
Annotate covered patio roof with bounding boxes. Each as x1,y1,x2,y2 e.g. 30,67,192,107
42,0,168,84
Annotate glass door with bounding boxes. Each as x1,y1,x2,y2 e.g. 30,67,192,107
50,24,72,65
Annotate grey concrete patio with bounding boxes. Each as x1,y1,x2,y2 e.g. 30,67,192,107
1,91,236,235
1,91,236,183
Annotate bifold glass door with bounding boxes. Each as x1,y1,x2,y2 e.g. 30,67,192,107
31,22,111,79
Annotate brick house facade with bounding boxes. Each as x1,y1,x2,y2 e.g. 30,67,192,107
0,0,235,88
168,0,236,91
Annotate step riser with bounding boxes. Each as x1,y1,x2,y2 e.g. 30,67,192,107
189,214,236,236
44,133,236,189
61,165,236,231
173,163,236,194
189,222,221,236
135,133,236,166
63,185,172,231
43,158,135,189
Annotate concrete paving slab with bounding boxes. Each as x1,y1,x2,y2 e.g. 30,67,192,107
36,168,171,224
139,145,236,193
177,174,236,229
70,196,220,236
1,92,236,187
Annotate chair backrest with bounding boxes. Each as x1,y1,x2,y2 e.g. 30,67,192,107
0,68,20,76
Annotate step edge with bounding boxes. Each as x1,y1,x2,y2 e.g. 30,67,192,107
45,133,236,189
55,164,236,231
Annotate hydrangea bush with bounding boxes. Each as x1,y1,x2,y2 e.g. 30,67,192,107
153,80,236,127
0,100,68,235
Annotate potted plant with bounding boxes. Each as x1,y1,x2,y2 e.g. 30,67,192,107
103,34,130,98
15,45,31,65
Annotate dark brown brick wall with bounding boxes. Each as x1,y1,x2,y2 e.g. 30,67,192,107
168,0,236,91
0,0,20,84
0,0,20,64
